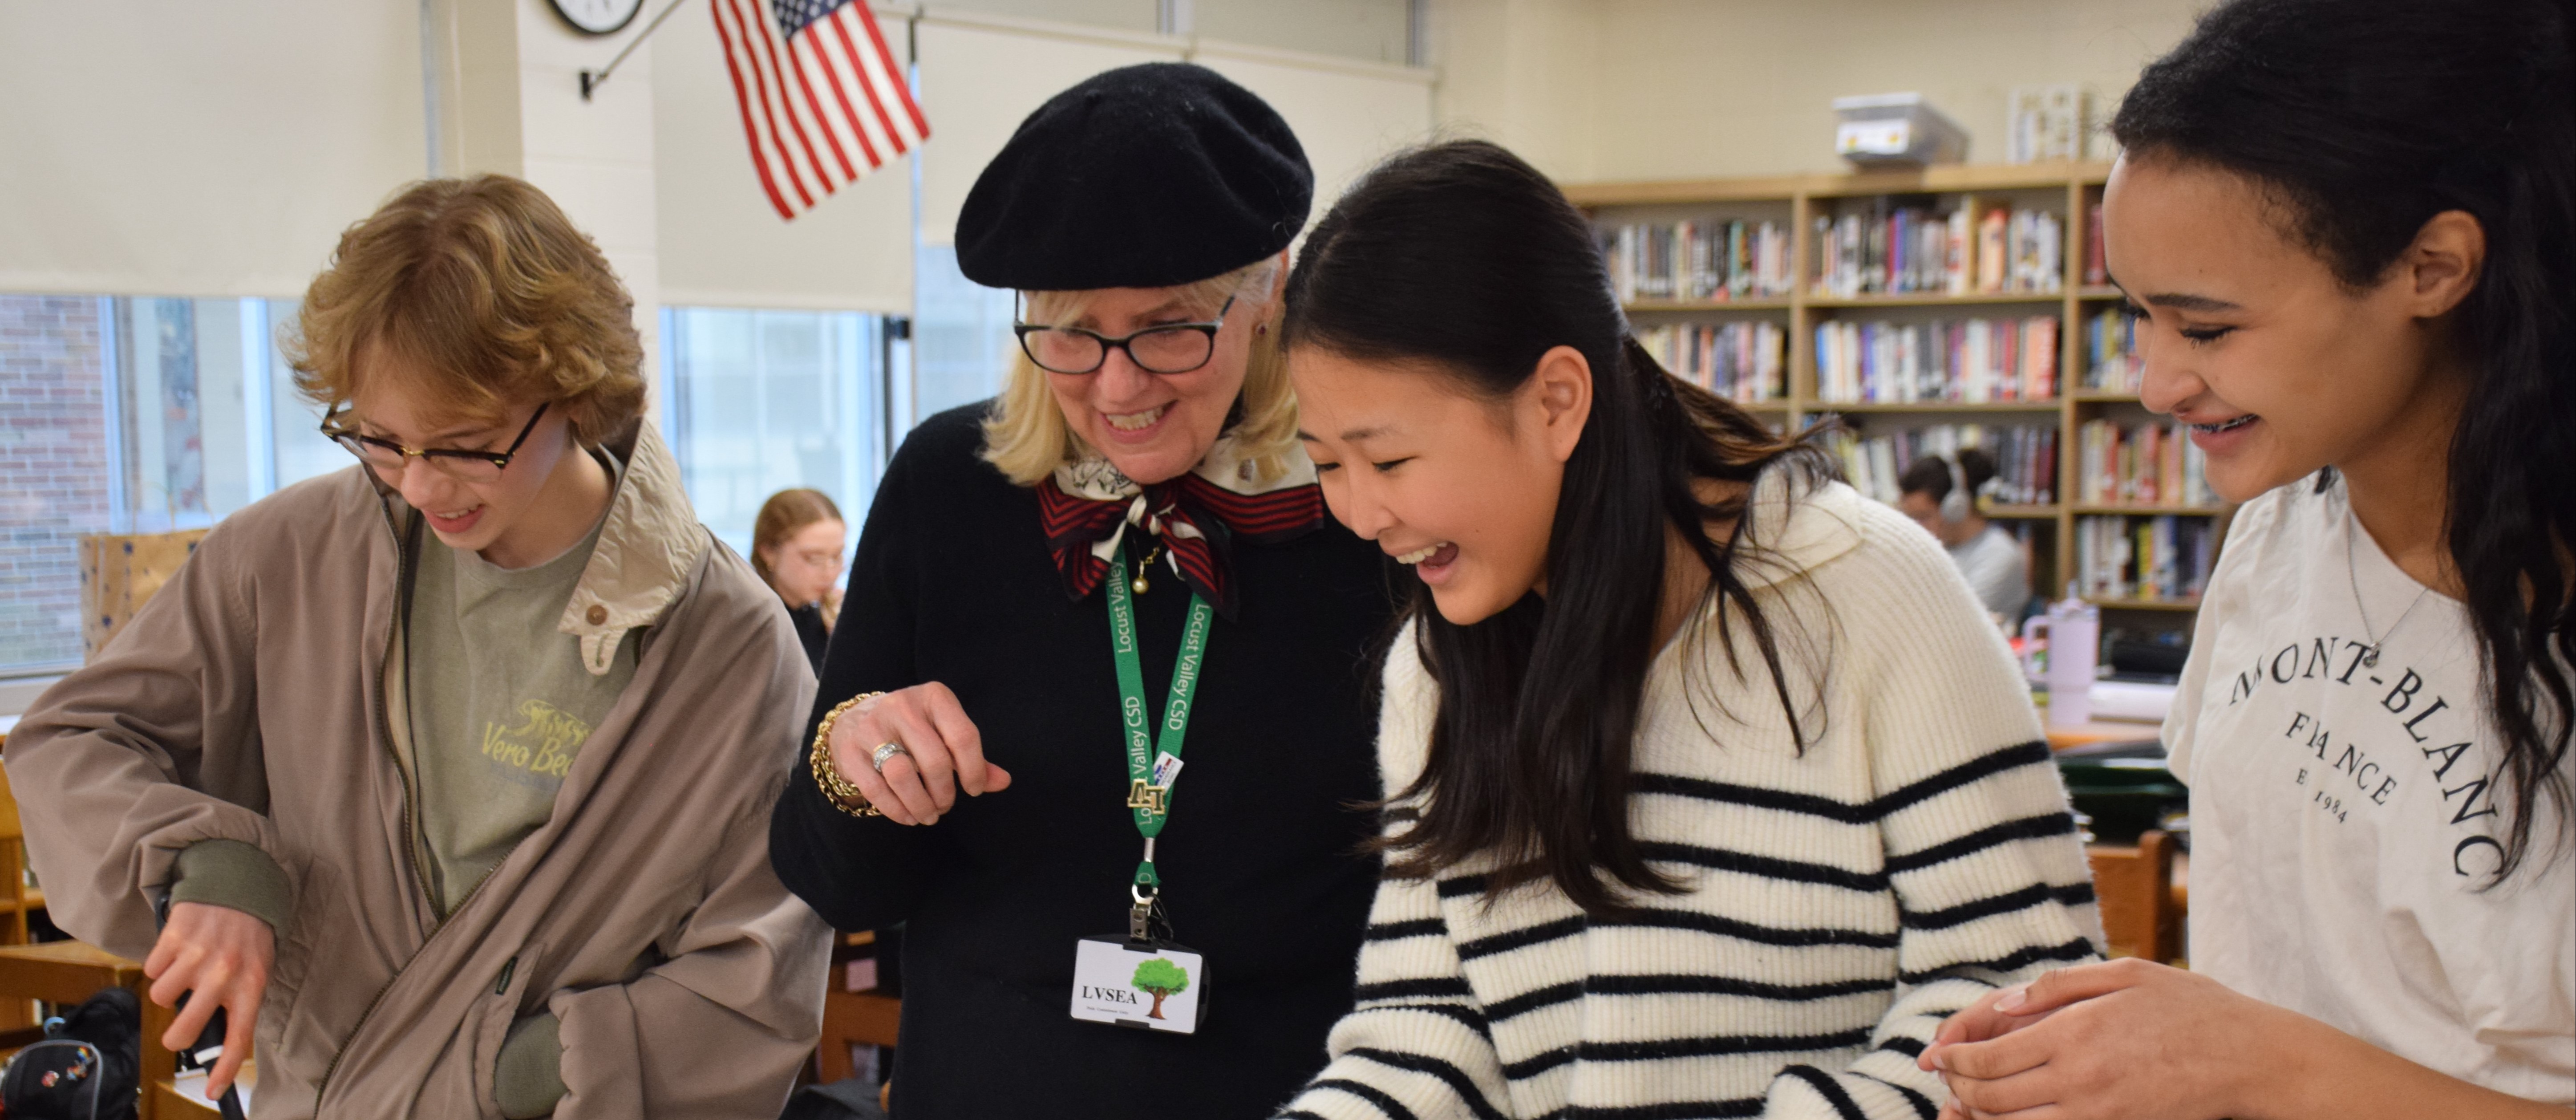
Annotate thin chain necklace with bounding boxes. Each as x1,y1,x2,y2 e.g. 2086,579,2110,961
2346,508,2430,669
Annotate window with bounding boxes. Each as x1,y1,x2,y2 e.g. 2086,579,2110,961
661,307,904,558
1,296,112,673
0,295,323,674
910,242,1017,422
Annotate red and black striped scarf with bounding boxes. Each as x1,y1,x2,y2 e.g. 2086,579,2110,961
1037,466,1324,619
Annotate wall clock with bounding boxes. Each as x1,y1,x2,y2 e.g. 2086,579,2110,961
548,0,643,36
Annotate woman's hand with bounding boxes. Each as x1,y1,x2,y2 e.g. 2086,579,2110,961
144,901,274,1100
827,682,1013,825
1920,958,2279,1120
1920,957,2573,1120
1920,974,2066,1059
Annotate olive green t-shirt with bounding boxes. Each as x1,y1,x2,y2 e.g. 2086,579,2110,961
405,499,636,918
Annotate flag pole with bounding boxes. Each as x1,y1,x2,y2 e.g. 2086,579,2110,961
581,0,692,101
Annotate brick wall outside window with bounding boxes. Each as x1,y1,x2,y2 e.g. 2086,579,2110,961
0,295,109,670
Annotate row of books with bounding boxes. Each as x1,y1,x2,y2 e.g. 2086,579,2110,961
1636,321,1787,403
1831,423,2059,508
1814,317,2058,404
2076,419,2217,507
2080,306,2145,392
1809,204,2066,299
1603,220,1797,303
2077,514,2215,603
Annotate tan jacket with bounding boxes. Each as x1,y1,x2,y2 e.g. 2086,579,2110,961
6,421,830,1118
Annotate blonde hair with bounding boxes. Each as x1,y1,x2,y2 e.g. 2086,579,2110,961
287,174,646,442
980,258,1298,487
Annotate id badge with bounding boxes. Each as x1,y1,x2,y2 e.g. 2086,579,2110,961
1069,936,1207,1034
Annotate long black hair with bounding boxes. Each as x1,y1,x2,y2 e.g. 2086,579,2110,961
1281,140,1825,915
2115,0,2576,880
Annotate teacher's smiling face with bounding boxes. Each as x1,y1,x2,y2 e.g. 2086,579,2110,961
1030,284,1261,487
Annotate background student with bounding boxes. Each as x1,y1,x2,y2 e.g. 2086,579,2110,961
1924,0,2576,1116
4,175,829,1117
753,487,848,675
1274,140,2100,1120
1895,449,2031,622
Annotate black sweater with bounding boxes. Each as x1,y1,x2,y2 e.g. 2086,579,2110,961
770,405,1396,1120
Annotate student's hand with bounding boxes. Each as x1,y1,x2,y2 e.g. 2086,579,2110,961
1921,972,2066,1059
1920,958,2282,1120
826,682,1013,825
145,901,273,1101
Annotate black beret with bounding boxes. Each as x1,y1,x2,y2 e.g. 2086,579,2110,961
956,62,1312,291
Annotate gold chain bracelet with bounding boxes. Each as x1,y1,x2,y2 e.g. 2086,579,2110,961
810,691,888,818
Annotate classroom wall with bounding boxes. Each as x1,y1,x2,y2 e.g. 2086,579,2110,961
920,0,1415,64
0,1,1425,305
0,0,2206,297
1430,0,2205,183
1425,0,1604,180
910,9,1434,246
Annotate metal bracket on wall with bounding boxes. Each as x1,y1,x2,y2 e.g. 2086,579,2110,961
580,0,692,101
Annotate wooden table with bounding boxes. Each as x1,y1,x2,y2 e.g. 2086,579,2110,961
2043,710,2164,751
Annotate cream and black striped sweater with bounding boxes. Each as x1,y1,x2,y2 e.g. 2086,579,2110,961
1280,475,2104,1120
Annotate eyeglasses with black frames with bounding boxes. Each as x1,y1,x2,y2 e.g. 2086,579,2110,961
1013,295,1236,375
320,402,550,484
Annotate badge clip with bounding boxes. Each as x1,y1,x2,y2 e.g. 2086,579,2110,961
1127,882,1175,946
1125,779,1171,814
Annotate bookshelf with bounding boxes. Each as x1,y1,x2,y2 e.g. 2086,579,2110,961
1570,160,2232,618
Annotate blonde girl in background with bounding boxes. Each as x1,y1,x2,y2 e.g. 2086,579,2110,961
753,487,847,674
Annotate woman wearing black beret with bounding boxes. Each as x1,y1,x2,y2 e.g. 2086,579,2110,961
769,63,1395,1118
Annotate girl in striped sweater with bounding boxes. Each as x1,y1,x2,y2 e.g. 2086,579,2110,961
1273,140,2103,1120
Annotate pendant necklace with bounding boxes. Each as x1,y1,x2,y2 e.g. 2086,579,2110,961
2346,511,2429,669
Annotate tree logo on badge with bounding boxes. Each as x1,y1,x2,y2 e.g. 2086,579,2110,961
1131,958,1191,1019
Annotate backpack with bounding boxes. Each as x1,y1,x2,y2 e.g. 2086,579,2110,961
0,985,141,1120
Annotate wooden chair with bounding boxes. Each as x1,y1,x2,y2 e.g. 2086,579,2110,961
2088,828,2181,964
0,939,192,1120
809,929,900,1113
0,751,43,1037
0,742,195,1119
0,753,37,948
817,931,899,1084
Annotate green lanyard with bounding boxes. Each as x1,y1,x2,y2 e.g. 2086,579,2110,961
1104,544,1213,913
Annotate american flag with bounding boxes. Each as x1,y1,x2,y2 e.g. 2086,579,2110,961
710,0,929,220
